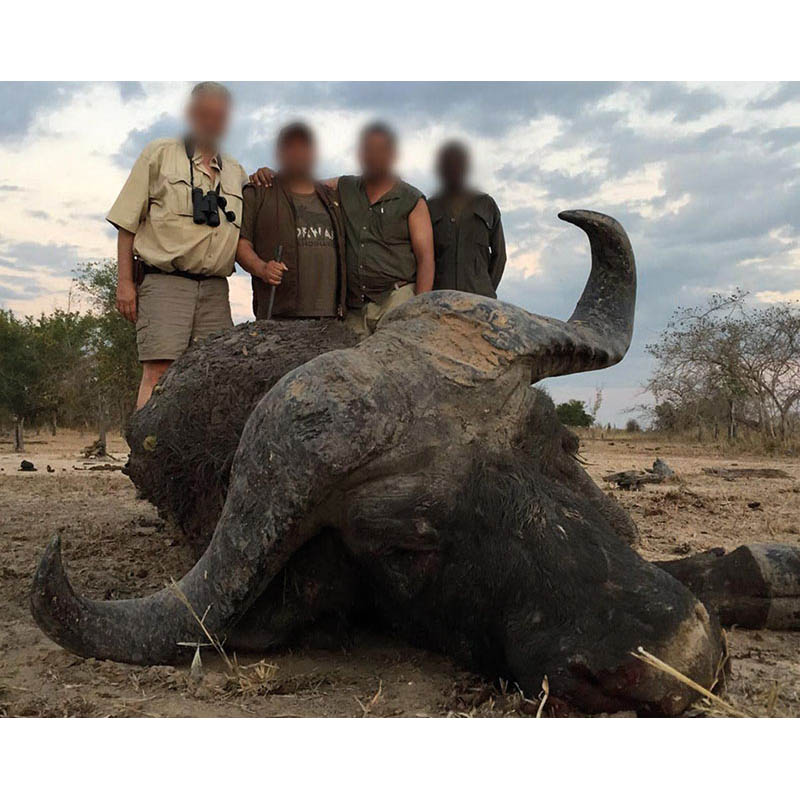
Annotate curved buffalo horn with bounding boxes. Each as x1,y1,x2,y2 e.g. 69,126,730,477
503,209,637,382
30,351,395,664
557,209,637,370
388,210,637,383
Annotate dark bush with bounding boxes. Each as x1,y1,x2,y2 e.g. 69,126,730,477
555,399,594,427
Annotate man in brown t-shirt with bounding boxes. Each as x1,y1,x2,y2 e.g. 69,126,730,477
236,123,346,319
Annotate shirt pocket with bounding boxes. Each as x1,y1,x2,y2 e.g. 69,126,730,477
151,172,193,220
378,204,409,243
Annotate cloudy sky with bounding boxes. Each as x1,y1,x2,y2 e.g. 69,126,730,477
1,81,799,423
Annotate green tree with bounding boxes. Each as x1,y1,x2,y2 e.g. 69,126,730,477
1,261,139,451
29,309,94,435
0,310,44,450
555,399,594,427
74,260,140,442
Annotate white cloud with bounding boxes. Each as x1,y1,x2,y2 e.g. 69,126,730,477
1,81,799,424
756,289,800,304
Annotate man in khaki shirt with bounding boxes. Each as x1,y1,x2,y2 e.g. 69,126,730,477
107,82,248,408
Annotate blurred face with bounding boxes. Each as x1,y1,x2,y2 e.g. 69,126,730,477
187,92,231,150
438,146,470,193
359,132,396,181
277,137,316,180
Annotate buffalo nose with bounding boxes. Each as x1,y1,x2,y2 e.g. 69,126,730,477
623,601,721,715
567,601,722,715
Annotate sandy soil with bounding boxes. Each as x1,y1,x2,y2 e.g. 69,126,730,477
1,430,798,717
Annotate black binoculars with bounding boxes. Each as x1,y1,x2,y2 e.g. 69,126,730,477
192,187,236,227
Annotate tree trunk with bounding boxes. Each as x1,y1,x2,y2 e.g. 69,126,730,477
727,398,737,441
49,412,57,438
14,417,24,453
778,410,787,442
757,399,771,439
97,419,108,458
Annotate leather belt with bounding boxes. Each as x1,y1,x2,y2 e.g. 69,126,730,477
139,262,221,282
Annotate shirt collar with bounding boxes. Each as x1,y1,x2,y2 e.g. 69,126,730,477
186,138,222,171
359,176,401,205
193,151,221,172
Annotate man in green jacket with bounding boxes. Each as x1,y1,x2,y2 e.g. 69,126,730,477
427,140,506,298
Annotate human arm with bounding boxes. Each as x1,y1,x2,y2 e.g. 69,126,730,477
408,198,435,295
107,143,158,322
236,186,286,285
116,230,137,322
489,211,507,291
236,238,287,285
249,167,339,191
248,167,274,187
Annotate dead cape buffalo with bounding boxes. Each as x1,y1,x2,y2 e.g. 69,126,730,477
31,211,800,715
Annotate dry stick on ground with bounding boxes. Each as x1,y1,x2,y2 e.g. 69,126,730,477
536,676,549,718
764,682,778,717
709,630,731,697
702,467,791,480
168,579,233,671
632,646,751,718
168,579,279,695
354,680,384,717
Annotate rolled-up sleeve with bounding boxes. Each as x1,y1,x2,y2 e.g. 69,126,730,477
239,184,260,242
106,145,154,234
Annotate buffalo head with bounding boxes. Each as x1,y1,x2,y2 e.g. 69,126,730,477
31,211,723,714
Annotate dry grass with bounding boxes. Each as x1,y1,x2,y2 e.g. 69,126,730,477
632,638,790,719
169,578,234,671
225,657,280,697
442,677,552,718
580,426,800,458
536,676,550,718
355,680,384,717
633,646,749,717
169,578,280,698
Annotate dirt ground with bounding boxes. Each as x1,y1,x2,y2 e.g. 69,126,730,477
1,429,798,717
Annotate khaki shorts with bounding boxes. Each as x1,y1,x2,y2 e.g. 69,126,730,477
345,283,416,338
136,273,233,362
